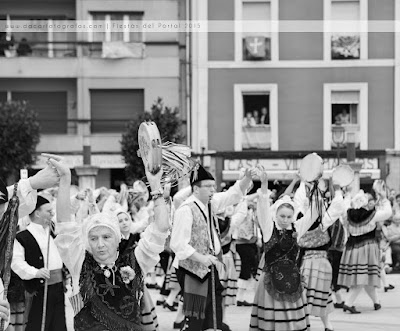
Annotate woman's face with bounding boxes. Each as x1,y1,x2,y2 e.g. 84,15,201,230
276,206,294,229
88,226,119,264
367,199,376,210
118,213,132,236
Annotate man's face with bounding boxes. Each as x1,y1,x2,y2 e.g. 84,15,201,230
196,180,216,204
36,203,54,225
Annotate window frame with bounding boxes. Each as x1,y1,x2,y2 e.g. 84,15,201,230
88,12,144,43
234,84,278,151
323,83,368,150
324,0,368,61
234,0,279,62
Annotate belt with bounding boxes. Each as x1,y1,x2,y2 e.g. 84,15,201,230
47,269,63,286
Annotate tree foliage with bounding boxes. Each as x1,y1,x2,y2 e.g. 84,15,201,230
0,101,41,181
121,97,185,182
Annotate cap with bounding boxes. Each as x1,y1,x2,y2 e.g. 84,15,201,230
29,195,51,215
190,163,215,185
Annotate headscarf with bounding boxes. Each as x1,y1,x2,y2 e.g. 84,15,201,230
82,212,121,253
270,195,299,223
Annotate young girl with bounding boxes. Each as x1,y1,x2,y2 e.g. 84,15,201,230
250,172,320,331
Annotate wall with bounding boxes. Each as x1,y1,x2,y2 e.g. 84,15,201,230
208,66,394,151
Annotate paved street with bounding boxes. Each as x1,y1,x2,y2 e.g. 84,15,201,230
65,273,400,331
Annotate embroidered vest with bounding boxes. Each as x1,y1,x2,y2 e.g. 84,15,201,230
179,202,212,280
16,230,45,294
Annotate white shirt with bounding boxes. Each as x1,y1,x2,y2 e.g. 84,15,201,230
171,181,244,268
6,179,37,218
11,222,64,280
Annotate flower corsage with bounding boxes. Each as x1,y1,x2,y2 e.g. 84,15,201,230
120,266,136,284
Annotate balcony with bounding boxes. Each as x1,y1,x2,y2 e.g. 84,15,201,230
0,40,178,78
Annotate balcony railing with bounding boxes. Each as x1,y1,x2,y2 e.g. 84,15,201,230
0,41,146,59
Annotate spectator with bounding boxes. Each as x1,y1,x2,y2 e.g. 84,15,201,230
17,38,32,56
260,106,269,125
242,112,256,127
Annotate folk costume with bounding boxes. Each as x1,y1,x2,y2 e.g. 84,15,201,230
338,190,392,311
298,190,345,323
250,195,316,331
54,210,168,331
171,164,246,331
11,196,67,331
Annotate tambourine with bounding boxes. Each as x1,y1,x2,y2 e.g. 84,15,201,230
137,121,162,174
332,164,354,188
299,153,324,183
373,179,386,196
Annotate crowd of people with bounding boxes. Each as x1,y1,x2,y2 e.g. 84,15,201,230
1,152,399,331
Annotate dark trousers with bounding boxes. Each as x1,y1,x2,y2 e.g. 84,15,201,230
159,250,171,296
236,243,258,280
177,268,224,331
25,282,67,331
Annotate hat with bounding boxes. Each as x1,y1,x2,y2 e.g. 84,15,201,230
0,179,8,205
29,195,50,215
190,163,215,185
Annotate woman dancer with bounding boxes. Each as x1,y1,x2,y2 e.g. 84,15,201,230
338,186,392,313
49,153,169,330
250,172,320,331
298,187,345,331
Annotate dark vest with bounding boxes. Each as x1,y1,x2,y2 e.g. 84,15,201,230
16,230,45,293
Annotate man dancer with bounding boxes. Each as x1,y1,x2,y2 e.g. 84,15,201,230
171,164,254,331
11,195,67,331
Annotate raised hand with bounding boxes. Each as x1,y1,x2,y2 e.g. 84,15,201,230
42,153,71,178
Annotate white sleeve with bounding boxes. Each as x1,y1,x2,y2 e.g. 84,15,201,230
0,279,10,330
321,190,346,232
257,193,274,242
170,205,196,261
7,179,38,218
135,223,168,275
11,240,39,280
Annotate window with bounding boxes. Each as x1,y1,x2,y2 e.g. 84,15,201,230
89,12,143,43
234,84,278,151
235,0,278,61
10,91,68,134
90,89,144,133
324,0,368,60
324,83,368,150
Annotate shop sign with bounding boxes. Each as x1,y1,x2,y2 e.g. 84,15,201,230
33,154,126,169
224,157,379,171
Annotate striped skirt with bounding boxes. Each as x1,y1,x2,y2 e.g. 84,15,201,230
338,238,381,288
300,251,334,317
7,302,26,331
250,271,310,331
217,250,239,306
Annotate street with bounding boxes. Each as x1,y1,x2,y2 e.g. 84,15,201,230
64,273,400,331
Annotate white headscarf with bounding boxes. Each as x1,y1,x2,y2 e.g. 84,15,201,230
351,190,369,209
270,195,299,223
82,212,121,253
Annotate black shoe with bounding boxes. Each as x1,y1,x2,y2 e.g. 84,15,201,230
173,320,185,329
163,301,177,311
325,328,334,331
374,303,382,310
384,284,395,292
146,283,157,289
343,304,361,314
237,300,252,307
334,302,344,309
156,299,165,306
221,322,231,331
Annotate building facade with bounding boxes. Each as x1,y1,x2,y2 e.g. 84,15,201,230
191,0,400,191
0,0,187,188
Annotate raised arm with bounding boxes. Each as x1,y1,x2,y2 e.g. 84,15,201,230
256,171,273,242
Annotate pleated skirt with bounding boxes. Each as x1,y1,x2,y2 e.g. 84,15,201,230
7,302,26,331
217,250,239,306
300,251,334,317
338,238,381,288
141,287,159,331
164,261,180,291
249,272,310,331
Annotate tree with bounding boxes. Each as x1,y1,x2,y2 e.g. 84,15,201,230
0,101,41,181
121,97,184,182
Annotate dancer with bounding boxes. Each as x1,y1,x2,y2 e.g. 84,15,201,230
298,187,345,331
338,186,392,313
250,171,320,331
51,153,169,330
171,163,254,331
